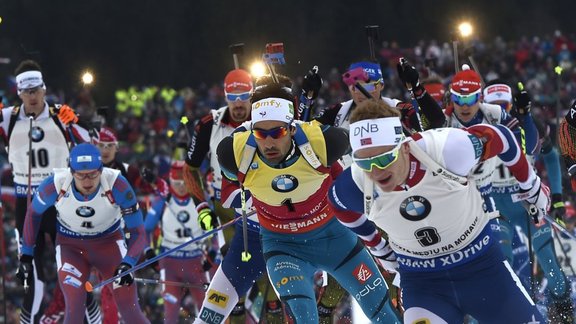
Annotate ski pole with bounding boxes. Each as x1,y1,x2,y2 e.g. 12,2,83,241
365,25,379,62
85,216,243,292
134,277,208,291
544,214,576,242
230,43,245,69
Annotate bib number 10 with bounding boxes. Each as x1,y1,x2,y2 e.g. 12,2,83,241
27,148,49,168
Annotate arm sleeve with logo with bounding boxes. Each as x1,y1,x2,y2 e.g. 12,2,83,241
112,175,147,267
328,168,388,250
22,176,58,256
466,123,535,186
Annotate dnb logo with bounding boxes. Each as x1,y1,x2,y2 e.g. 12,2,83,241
76,206,95,218
400,195,431,221
176,211,190,223
271,174,298,192
30,126,44,142
207,289,229,308
199,308,225,324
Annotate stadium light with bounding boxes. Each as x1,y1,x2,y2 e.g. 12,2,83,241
81,71,94,86
250,61,267,78
458,22,473,38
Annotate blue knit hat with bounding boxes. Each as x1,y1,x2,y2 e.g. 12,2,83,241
348,61,383,82
69,143,103,172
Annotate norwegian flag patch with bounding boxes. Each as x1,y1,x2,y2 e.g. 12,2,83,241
360,138,372,145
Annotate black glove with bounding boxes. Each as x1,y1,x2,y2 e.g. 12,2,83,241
144,248,160,273
16,254,34,288
140,166,156,184
301,66,323,100
198,208,218,231
113,262,134,287
513,87,531,116
550,193,566,224
396,57,420,91
202,249,217,272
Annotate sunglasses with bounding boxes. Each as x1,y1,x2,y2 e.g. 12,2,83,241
451,93,480,106
353,81,382,92
225,92,251,102
19,87,44,96
97,142,117,150
73,170,101,180
170,179,185,187
353,147,400,172
252,125,290,140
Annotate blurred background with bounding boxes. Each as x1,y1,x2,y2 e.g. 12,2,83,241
1,1,576,322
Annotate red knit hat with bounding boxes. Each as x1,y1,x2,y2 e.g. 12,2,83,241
224,69,253,93
98,127,118,143
423,82,446,104
169,161,185,180
450,65,482,96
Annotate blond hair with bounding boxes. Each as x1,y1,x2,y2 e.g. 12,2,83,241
349,99,400,124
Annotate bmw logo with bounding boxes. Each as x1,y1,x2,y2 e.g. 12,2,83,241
177,211,190,223
399,196,431,221
76,206,95,218
271,174,298,193
30,126,44,142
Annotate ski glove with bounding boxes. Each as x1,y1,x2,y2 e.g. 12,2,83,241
301,66,323,100
396,58,420,91
113,262,134,287
16,254,34,288
513,87,531,116
198,208,217,231
58,105,79,125
550,193,566,224
513,176,550,224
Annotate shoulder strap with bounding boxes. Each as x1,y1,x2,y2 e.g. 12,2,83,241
237,134,258,184
292,124,324,170
55,172,74,202
407,139,468,185
49,106,71,142
7,106,20,141
237,124,328,183
100,168,119,204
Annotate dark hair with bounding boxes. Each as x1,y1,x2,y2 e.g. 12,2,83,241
251,79,295,105
349,99,400,124
255,74,293,89
15,60,42,75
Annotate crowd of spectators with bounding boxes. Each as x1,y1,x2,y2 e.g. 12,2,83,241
1,30,576,322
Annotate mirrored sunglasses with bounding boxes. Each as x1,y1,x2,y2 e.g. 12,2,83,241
451,93,480,106
225,92,251,102
355,81,382,92
252,125,289,140
353,147,400,172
